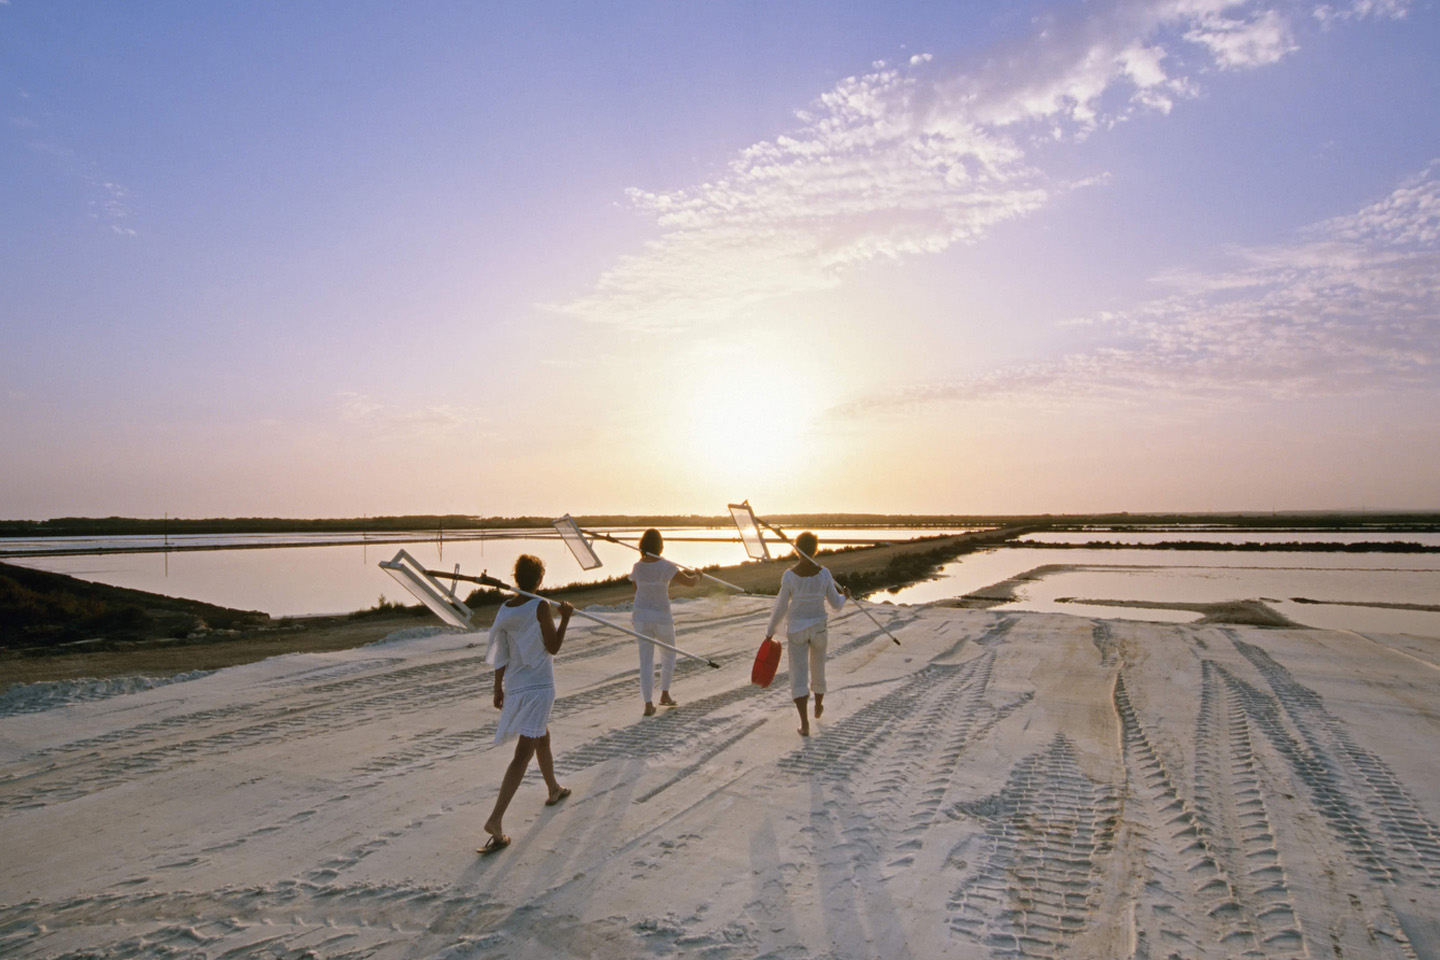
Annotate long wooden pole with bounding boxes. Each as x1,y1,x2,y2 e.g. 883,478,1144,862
749,511,902,646
426,567,721,668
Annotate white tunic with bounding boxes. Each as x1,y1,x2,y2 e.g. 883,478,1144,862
485,598,556,743
630,557,681,625
766,568,846,637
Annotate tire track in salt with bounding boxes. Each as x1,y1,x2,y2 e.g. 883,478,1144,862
0,874,494,959
1226,633,1440,888
1213,658,1423,957
0,659,490,813
1193,661,1304,954
943,733,1122,958
1113,670,1248,959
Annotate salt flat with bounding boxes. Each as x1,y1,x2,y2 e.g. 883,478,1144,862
3,595,1439,959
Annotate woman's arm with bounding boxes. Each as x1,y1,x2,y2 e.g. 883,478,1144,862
825,571,847,611
537,600,574,655
493,666,506,709
765,574,793,639
674,568,702,588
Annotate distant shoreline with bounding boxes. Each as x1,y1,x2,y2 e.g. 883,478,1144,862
3,510,1438,540
0,529,1017,686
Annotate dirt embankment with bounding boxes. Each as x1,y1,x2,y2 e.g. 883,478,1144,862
1,528,1024,685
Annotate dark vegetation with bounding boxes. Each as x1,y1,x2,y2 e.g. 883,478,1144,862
1,562,270,651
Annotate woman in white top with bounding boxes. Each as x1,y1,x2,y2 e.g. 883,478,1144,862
764,531,849,737
630,528,701,716
480,554,573,854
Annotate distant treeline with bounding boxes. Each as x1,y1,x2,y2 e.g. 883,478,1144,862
0,515,722,538
2,512,1436,539
1016,540,1440,552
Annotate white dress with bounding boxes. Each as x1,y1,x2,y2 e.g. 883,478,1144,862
485,598,556,743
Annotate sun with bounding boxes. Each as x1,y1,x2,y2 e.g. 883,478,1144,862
679,365,820,489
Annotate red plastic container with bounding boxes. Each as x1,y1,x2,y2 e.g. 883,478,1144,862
751,638,782,688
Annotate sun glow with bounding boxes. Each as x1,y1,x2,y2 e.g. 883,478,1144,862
678,364,822,490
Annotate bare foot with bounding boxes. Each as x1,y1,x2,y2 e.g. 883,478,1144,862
644,702,656,716
659,693,678,707
546,786,571,806
814,701,824,718
798,725,810,737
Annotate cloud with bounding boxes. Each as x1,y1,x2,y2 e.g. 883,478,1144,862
1185,9,1298,68
1313,0,1411,25
336,392,488,438
25,139,139,237
558,0,1409,332
830,162,1440,419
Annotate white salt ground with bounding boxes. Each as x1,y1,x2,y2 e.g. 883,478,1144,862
2,597,1439,958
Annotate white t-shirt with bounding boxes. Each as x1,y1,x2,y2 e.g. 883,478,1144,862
767,567,846,637
630,557,681,623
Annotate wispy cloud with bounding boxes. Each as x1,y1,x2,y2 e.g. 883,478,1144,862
336,392,489,438
1185,8,1298,68
25,138,139,237
559,0,1408,331
830,161,1440,418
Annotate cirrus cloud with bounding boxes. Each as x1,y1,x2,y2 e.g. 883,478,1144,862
558,0,1408,332
829,161,1440,418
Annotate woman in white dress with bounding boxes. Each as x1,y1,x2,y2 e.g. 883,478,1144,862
763,531,849,737
630,528,700,716
480,554,573,854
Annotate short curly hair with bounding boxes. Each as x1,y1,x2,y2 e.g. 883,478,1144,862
796,531,819,557
513,554,545,592
639,528,664,556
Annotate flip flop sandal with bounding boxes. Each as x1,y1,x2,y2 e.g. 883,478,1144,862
546,787,572,806
477,834,511,855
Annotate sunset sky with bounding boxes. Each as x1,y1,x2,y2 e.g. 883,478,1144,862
3,0,1438,519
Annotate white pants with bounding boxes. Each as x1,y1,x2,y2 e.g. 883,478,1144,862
788,622,829,699
634,618,676,703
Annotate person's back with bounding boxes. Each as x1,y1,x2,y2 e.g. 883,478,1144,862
769,567,844,636
628,528,699,715
488,598,554,691
762,532,847,737
630,556,681,623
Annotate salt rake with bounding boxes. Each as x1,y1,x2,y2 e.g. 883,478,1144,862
552,514,747,594
728,501,903,646
379,549,720,668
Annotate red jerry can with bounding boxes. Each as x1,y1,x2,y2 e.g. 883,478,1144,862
751,638,782,688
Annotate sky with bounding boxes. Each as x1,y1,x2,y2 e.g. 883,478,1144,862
2,0,1438,519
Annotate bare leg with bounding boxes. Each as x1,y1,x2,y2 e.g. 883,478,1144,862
484,737,537,842
814,693,824,718
794,696,810,737
533,731,565,800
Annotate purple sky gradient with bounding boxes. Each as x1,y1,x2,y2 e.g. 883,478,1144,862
2,0,1437,518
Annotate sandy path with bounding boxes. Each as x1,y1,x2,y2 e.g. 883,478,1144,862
2,597,1438,958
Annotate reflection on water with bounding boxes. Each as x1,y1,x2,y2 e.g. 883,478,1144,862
884,547,1440,638
9,530,1438,639
1020,530,1440,546
14,535,698,618
7,527,982,618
